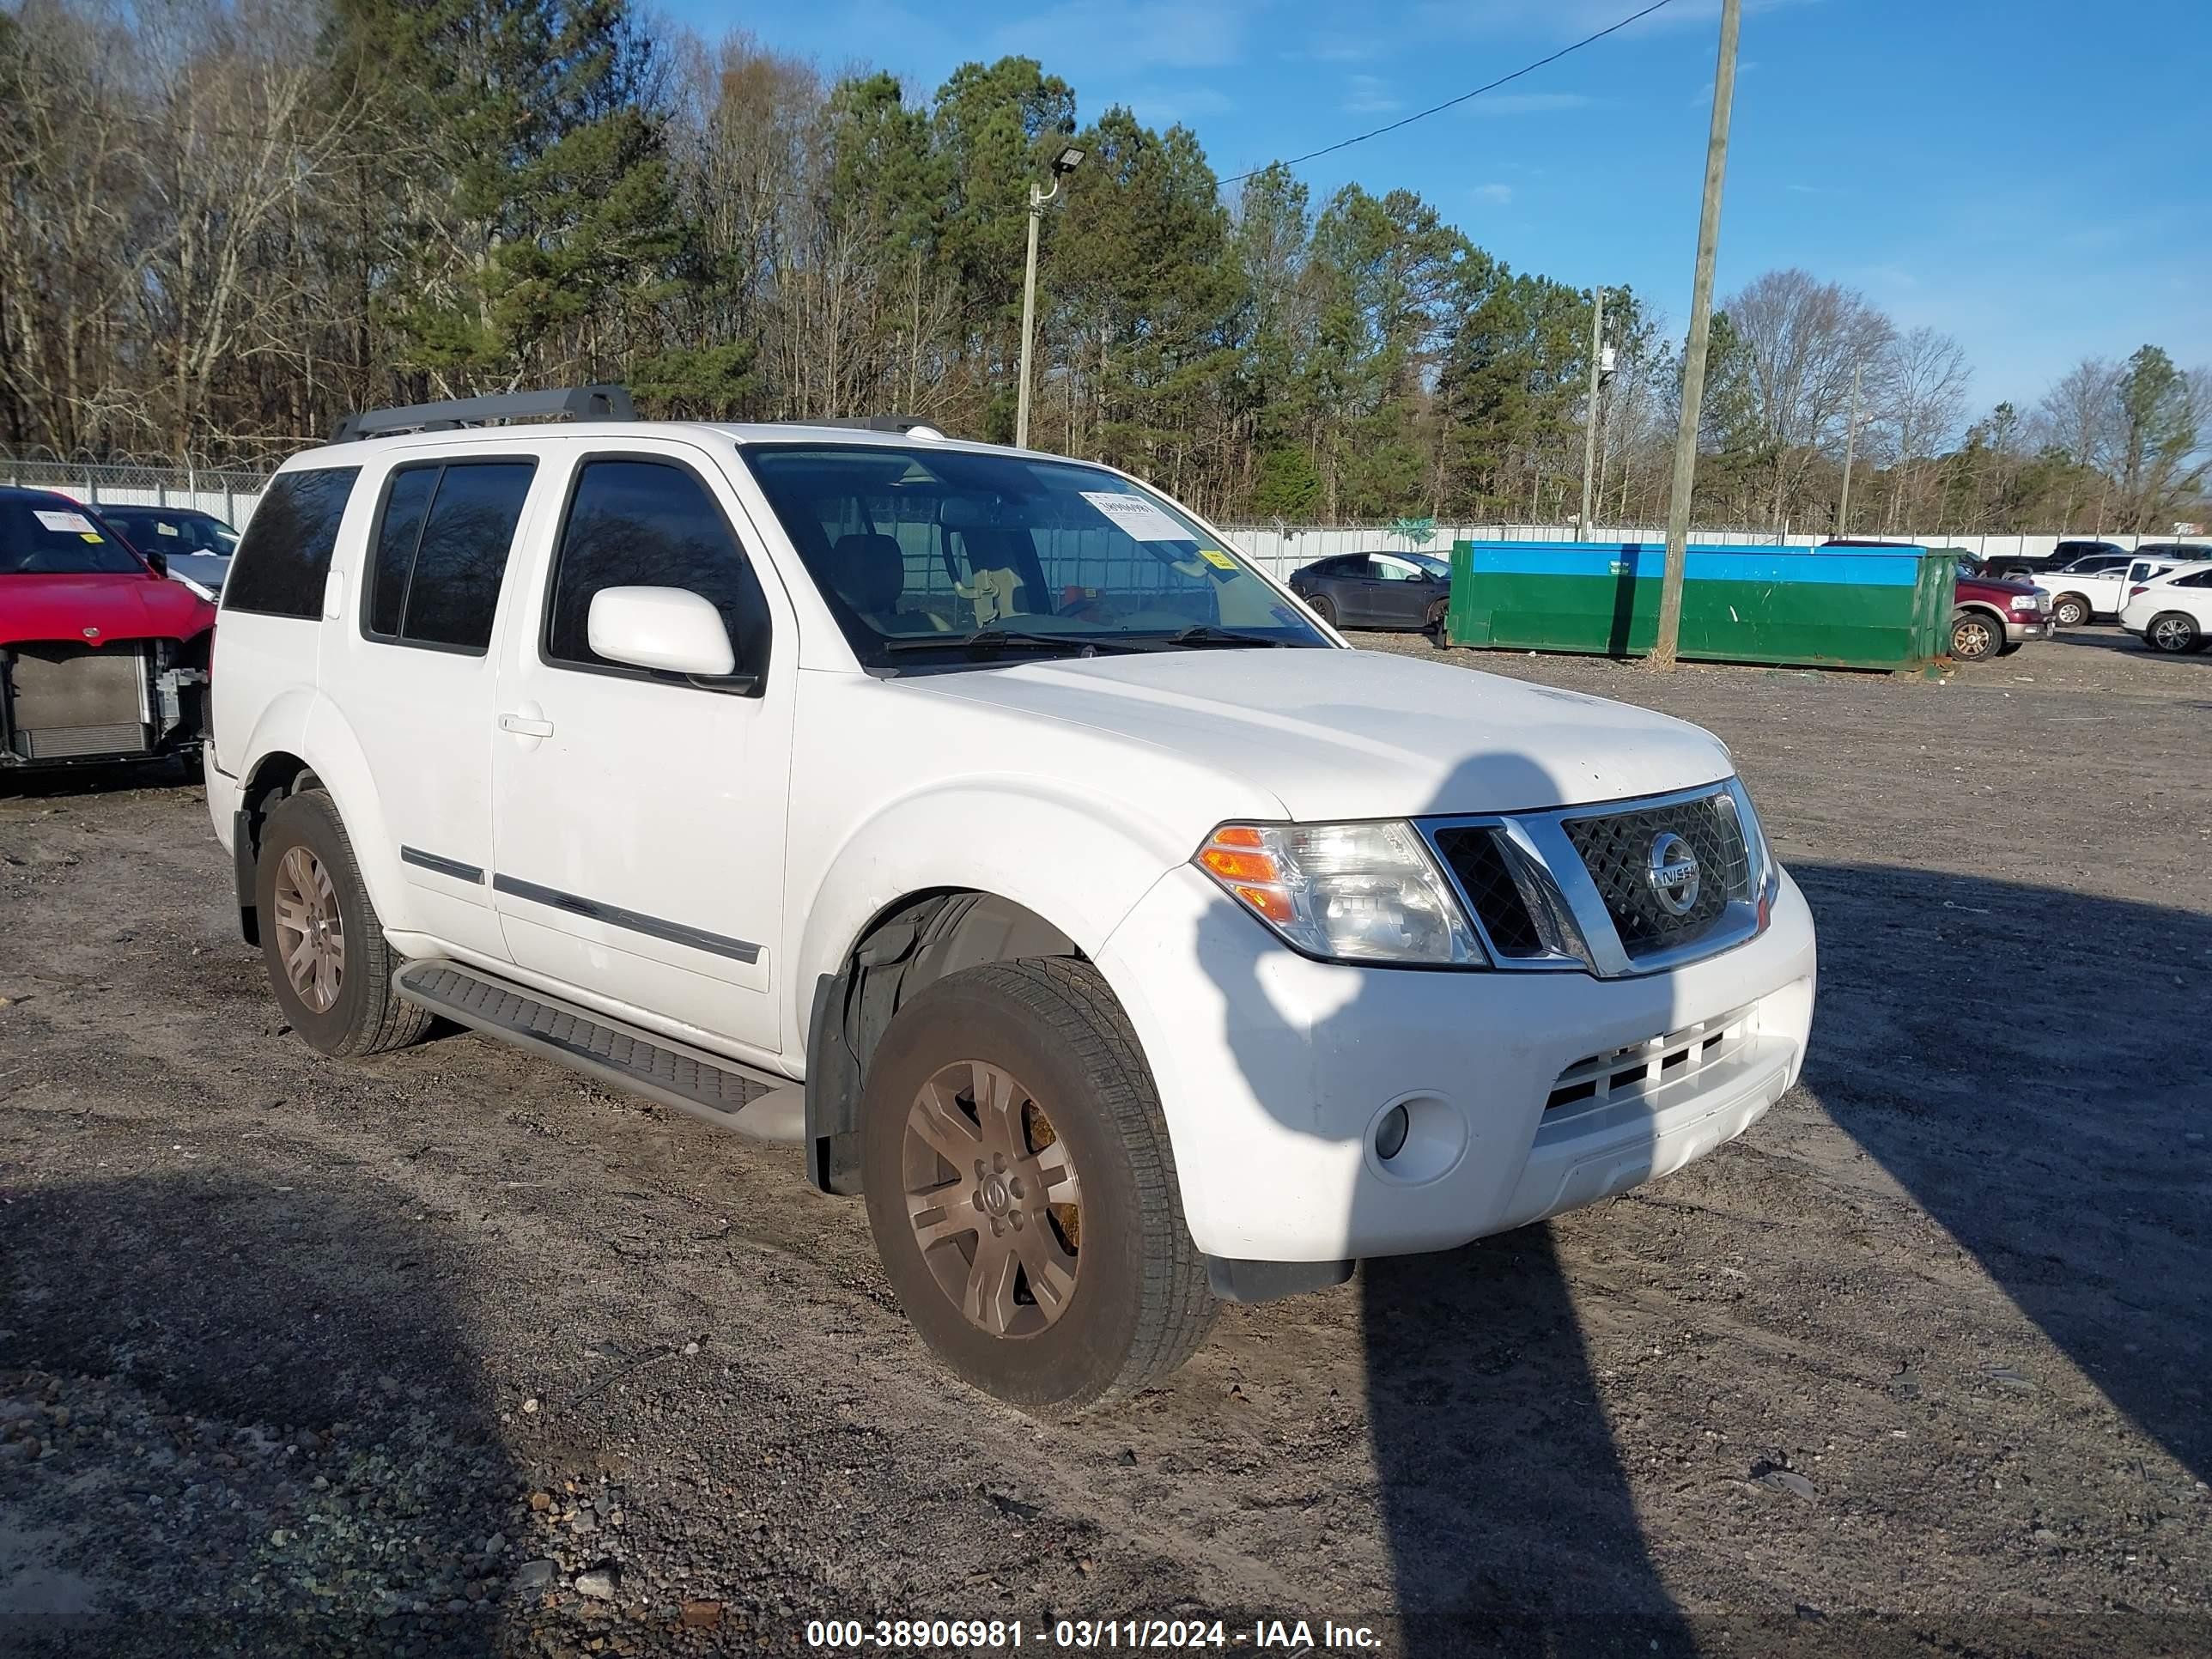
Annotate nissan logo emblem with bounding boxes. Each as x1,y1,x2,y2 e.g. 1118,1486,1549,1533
1645,831,1701,916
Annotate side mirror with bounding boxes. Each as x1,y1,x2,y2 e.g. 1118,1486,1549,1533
587,586,749,687
143,547,169,578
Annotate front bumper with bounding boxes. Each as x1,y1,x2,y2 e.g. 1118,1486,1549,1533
1096,863,1817,1262
2008,616,2053,640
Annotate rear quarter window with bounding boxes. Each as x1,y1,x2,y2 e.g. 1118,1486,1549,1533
223,467,361,618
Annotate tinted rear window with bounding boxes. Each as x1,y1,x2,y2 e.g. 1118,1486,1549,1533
364,460,533,652
224,468,360,618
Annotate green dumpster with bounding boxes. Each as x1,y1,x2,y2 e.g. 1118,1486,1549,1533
1443,540,1956,671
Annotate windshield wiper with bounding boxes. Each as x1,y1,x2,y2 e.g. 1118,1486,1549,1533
881,626,1122,656
1139,625,1292,649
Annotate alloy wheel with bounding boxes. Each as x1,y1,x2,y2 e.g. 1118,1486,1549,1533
1954,618,1994,659
271,844,345,1012
900,1060,1082,1338
2150,617,2196,653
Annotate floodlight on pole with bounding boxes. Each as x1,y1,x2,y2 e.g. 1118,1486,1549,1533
1017,146,1085,449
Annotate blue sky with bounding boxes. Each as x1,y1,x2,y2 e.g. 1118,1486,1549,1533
665,0,2211,411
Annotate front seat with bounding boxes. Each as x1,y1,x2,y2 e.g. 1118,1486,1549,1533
828,532,905,618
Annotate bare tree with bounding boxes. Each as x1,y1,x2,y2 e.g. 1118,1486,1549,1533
1720,268,1896,527
1875,325,1970,531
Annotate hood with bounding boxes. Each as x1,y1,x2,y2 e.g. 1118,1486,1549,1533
1965,573,2039,598
0,568,218,649
902,647,1734,822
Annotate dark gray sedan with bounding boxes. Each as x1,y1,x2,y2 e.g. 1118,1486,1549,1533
1288,549,1451,632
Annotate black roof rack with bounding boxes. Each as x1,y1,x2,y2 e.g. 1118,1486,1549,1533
331,385,635,444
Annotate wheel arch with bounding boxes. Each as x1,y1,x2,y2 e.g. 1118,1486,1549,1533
1951,602,2008,653
803,885,1095,1196
229,695,405,946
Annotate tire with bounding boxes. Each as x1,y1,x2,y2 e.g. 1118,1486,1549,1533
860,958,1215,1410
1949,609,2002,662
1424,598,1449,644
1306,594,1336,628
254,788,432,1058
2051,593,2091,627
2145,611,2200,653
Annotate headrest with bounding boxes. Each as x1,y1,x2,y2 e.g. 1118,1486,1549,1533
830,532,905,614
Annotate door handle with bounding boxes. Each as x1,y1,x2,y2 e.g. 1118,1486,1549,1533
498,713,555,738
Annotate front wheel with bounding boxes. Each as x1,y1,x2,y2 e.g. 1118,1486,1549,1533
1305,593,1337,628
2146,611,2200,653
860,959,1215,1410
1425,597,1449,644
1950,609,2002,662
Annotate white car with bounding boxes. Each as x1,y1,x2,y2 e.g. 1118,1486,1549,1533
2118,561,2212,653
203,388,1818,1408
2037,554,2196,625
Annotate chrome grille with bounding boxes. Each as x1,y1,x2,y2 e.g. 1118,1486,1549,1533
1561,793,1750,957
1417,779,1771,980
1431,826,1545,956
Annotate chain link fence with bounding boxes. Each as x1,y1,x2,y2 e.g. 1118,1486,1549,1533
1,453,274,526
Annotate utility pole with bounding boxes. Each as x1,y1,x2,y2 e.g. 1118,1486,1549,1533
1836,359,1862,534
1015,146,1086,451
1580,286,1606,534
1015,186,1047,450
1651,0,1741,670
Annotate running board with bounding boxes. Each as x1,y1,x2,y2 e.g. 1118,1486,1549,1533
394,960,803,1144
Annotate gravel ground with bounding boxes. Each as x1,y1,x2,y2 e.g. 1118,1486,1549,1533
2,623,2208,1657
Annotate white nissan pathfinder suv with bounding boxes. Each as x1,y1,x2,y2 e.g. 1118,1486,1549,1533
205,387,1818,1408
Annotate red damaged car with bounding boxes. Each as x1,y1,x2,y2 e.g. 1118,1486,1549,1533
1,485,216,772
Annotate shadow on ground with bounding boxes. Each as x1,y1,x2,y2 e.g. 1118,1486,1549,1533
1789,862,2212,1483
0,1172,522,1655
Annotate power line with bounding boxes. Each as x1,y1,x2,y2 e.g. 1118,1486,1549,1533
1218,0,1678,188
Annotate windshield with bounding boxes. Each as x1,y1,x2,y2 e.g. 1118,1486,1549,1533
0,498,146,576
105,509,238,556
1401,551,1451,579
742,444,1328,667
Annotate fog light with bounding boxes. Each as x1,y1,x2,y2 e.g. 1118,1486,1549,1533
1374,1104,1411,1161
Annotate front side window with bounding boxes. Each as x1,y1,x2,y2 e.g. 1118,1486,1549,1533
741,445,1327,669
364,459,535,653
0,497,144,576
224,468,361,618
544,458,772,678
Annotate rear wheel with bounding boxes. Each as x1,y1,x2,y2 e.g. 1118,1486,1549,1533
1949,609,2002,662
255,788,432,1057
2051,593,2091,627
860,959,1214,1410
2146,611,2200,653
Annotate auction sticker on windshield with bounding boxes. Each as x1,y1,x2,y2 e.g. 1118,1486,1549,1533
1079,491,1188,543
33,509,100,536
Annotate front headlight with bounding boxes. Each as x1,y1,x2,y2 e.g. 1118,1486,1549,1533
1195,821,1486,966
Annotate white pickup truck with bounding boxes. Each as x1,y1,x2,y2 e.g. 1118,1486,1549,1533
205,389,1818,1408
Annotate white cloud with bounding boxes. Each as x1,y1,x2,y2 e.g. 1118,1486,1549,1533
1473,182,1514,204
1343,74,1404,113
1121,84,1240,125
1462,91,1595,117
